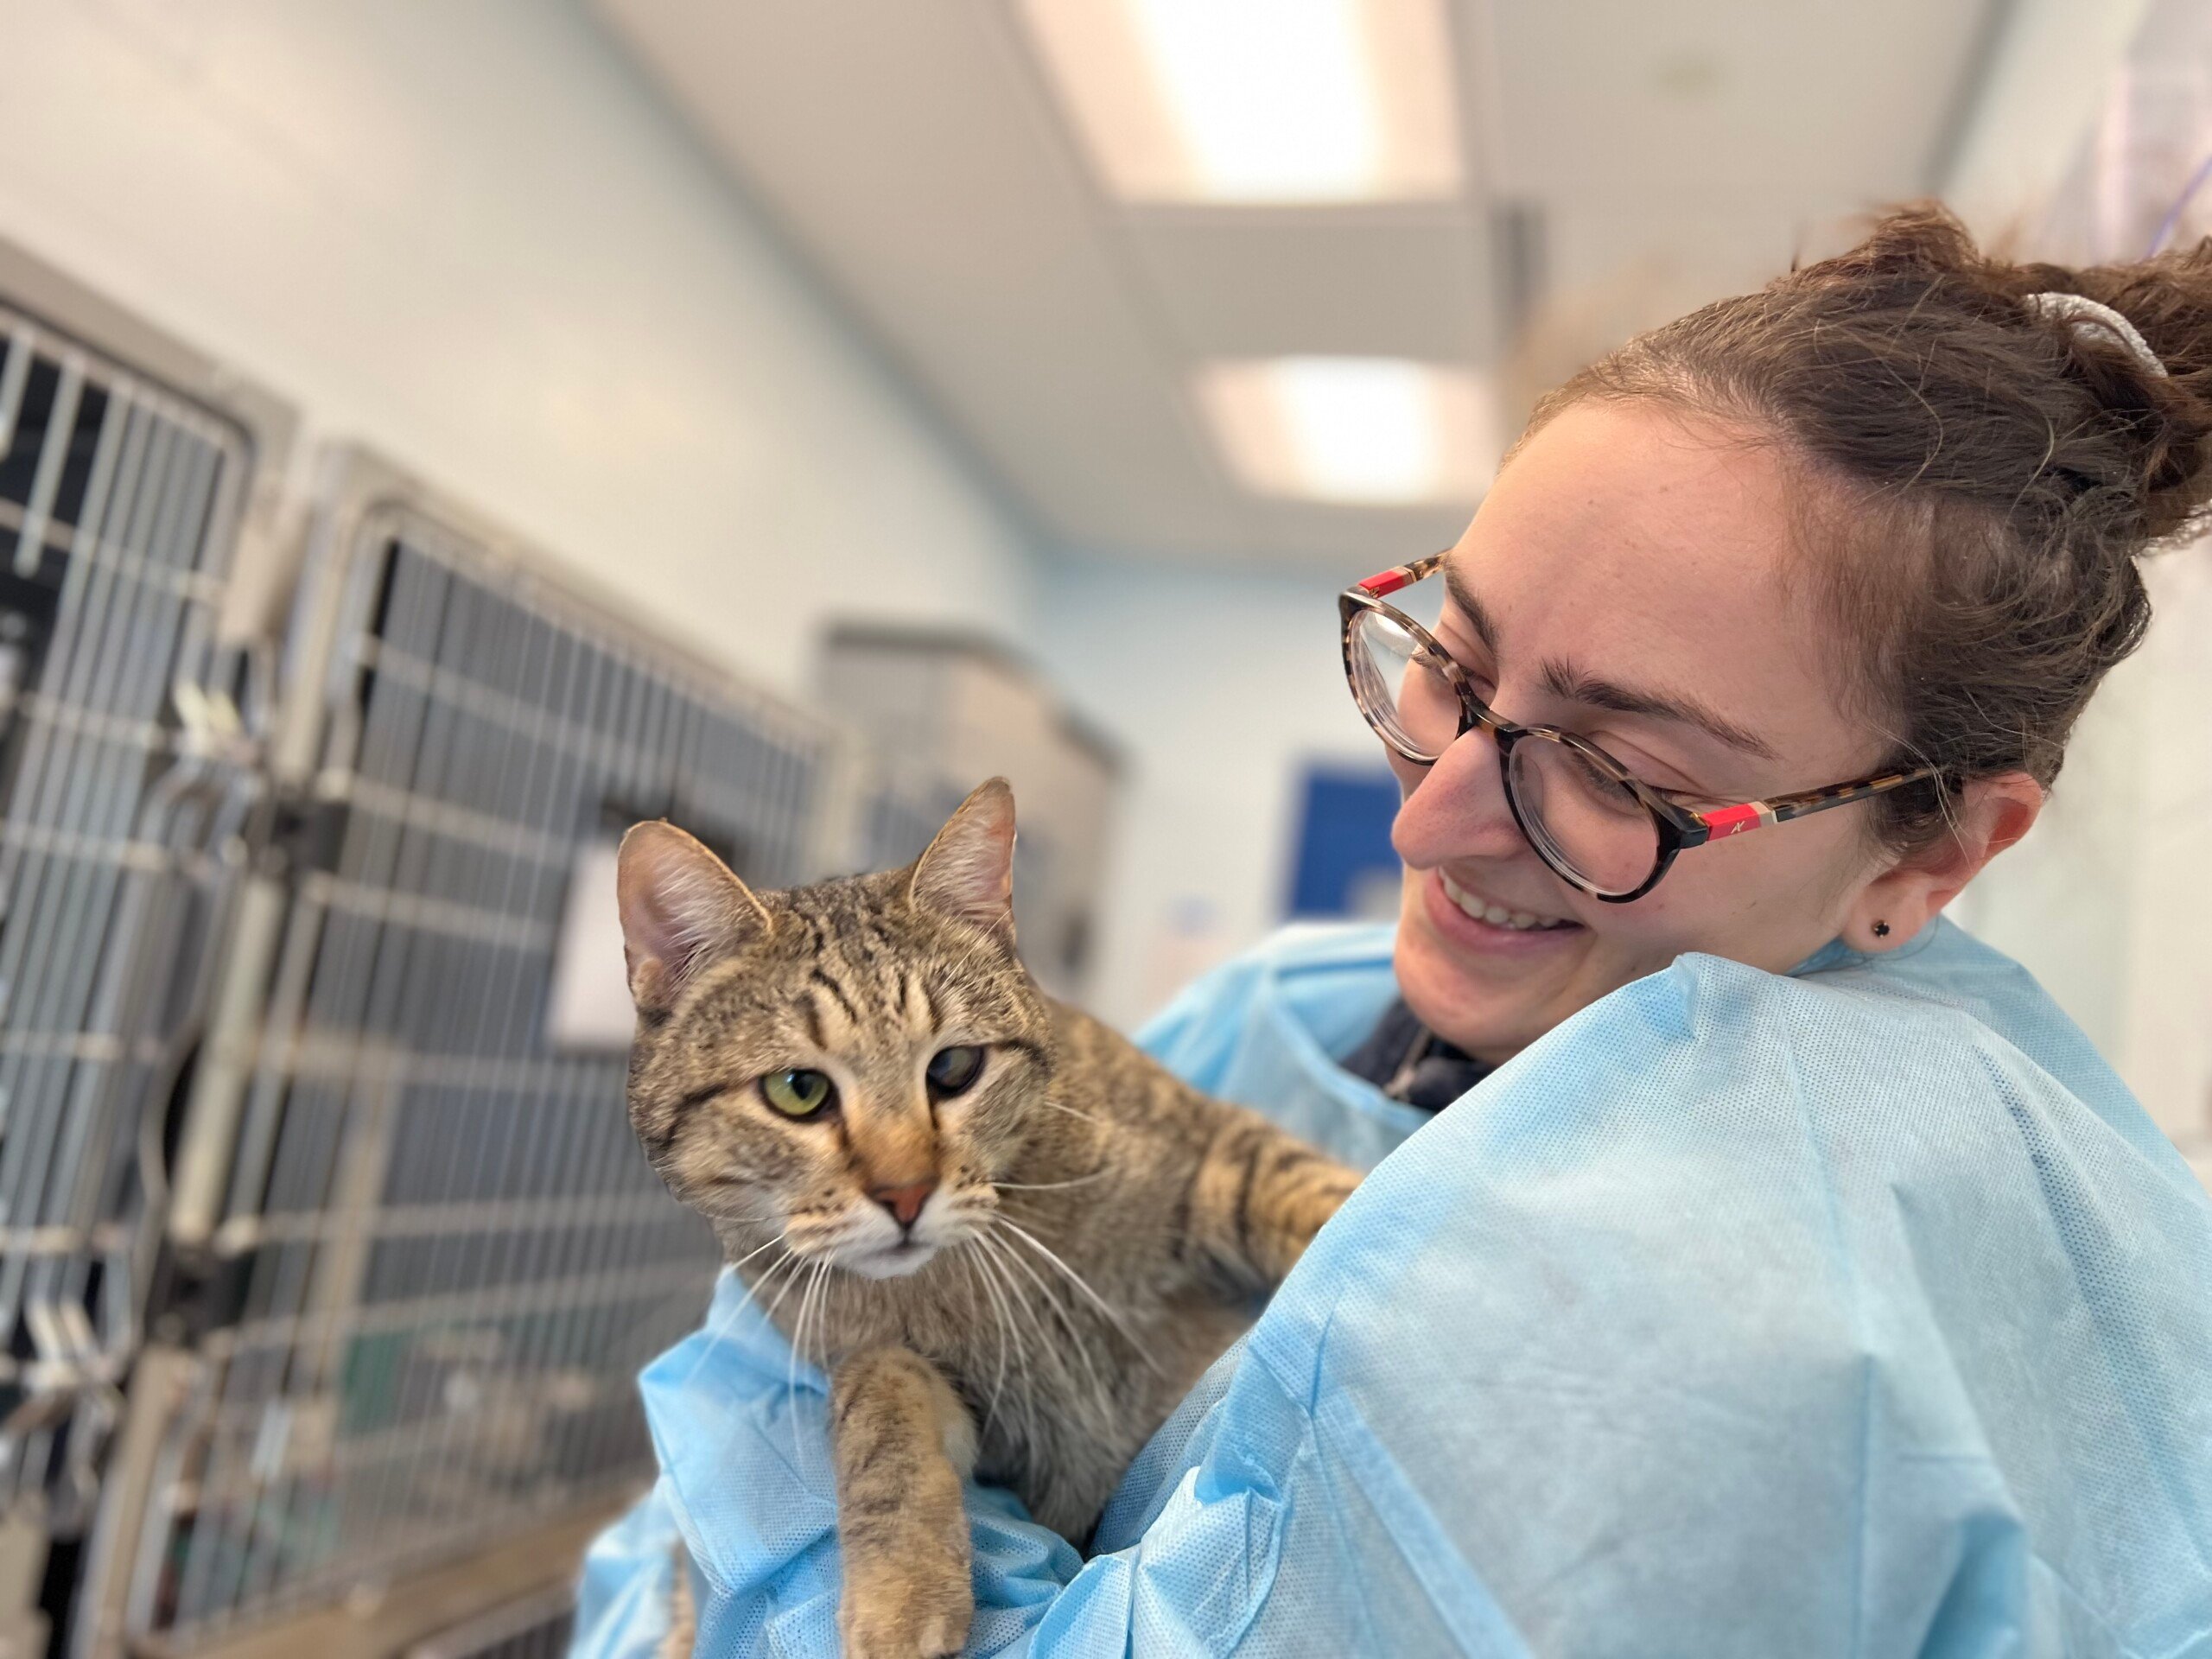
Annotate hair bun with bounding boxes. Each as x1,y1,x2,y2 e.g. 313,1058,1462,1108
2007,238,2212,543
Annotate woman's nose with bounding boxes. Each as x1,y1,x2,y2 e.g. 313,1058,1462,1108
1389,726,1529,868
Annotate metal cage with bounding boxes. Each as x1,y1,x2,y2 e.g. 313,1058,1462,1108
0,238,291,1613
101,450,842,1650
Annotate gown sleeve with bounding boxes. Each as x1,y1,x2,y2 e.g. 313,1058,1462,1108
577,938,2212,1656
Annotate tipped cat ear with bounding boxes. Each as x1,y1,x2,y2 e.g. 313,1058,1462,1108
909,777,1017,946
615,821,773,1015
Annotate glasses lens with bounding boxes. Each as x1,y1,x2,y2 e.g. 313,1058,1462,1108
1348,608,1463,760
1509,734,1662,897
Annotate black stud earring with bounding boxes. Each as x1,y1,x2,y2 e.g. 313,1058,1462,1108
1872,920,1891,939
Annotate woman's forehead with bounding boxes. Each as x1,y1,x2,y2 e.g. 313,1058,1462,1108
1481,402,1795,586
1453,401,1860,764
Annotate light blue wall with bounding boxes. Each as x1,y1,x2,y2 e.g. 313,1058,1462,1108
1037,552,1390,1030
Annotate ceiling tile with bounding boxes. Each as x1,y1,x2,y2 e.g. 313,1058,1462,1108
1484,0,1992,203
1124,207,1495,359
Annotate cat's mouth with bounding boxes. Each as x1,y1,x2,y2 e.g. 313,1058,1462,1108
793,1187,988,1278
841,1237,940,1279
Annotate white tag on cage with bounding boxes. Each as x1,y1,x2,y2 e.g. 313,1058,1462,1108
545,839,637,1050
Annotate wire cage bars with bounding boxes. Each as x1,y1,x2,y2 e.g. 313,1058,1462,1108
117,453,842,1647
0,260,278,1546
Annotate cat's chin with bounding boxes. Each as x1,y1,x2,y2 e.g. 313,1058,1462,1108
839,1240,942,1280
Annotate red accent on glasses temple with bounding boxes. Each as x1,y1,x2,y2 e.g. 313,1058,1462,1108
1700,803,1767,840
1358,566,1413,596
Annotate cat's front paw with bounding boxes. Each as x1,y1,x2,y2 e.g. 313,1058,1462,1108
831,1346,978,1656
838,1560,972,1658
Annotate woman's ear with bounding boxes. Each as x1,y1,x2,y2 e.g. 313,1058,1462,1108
616,821,774,1016
1845,772,2043,950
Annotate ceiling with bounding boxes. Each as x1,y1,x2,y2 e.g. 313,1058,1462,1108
590,0,2004,570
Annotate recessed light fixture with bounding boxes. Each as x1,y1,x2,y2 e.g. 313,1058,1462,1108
1019,0,1461,204
1196,357,1494,505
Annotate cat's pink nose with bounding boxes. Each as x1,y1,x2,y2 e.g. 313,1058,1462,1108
870,1180,936,1230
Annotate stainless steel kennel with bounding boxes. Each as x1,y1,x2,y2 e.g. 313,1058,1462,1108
105,451,841,1652
0,238,293,1658
0,234,849,1658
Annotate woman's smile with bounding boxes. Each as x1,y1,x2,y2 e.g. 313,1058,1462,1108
1430,868,1580,938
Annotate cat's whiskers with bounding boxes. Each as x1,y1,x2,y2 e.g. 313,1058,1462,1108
991,1167,1111,1192
992,1217,1165,1378
1033,1097,1107,1129
791,1255,829,1381
976,1218,1114,1425
703,1185,783,1230
957,1241,1018,1443
753,1244,816,1334
931,1196,999,1243
950,1250,992,1435
674,1239,794,1390
969,1230,1049,1453
726,1231,788,1275
782,1205,875,1268
960,1247,1013,1442
789,1257,833,1482
993,1233,1058,1452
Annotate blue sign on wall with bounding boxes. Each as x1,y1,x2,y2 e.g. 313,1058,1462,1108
1286,764,1403,919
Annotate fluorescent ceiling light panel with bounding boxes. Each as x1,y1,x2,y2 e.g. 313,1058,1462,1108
1198,357,1493,505
1020,0,1461,203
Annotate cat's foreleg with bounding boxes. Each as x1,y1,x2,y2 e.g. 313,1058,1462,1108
1187,1110,1361,1290
830,1345,977,1659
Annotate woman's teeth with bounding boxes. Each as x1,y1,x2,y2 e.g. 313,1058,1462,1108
1440,872,1573,932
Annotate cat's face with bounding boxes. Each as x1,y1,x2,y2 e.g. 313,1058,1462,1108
617,779,1054,1281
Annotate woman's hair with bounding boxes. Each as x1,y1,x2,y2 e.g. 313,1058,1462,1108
1527,203,2212,853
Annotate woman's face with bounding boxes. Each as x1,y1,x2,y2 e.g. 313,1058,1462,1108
1389,399,1897,1061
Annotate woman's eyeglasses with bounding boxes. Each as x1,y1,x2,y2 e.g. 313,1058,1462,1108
1339,554,1940,903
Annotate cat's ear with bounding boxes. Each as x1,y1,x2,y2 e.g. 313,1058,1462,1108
909,777,1017,946
615,821,773,1016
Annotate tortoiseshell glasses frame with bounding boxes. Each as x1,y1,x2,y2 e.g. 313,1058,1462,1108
1340,553,1941,903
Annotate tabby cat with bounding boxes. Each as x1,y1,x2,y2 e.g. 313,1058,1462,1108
617,779,1359,1658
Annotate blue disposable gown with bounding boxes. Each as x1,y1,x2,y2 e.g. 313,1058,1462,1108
571,920,2212,1656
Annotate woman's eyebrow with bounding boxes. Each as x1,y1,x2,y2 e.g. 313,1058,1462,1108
1442,562,1500,651
1537,659,1779,760
1441,561,1779,760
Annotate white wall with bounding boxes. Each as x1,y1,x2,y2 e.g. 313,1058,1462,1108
0,0,1034,696
1037,554,1388,1032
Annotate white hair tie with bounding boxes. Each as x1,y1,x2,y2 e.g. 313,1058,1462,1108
2024,291,2169,379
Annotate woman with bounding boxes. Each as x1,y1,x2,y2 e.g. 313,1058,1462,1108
573,207,2212,1656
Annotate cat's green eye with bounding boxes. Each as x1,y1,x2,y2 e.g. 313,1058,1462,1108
925,1045,984,1100
760,1069,836,1119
